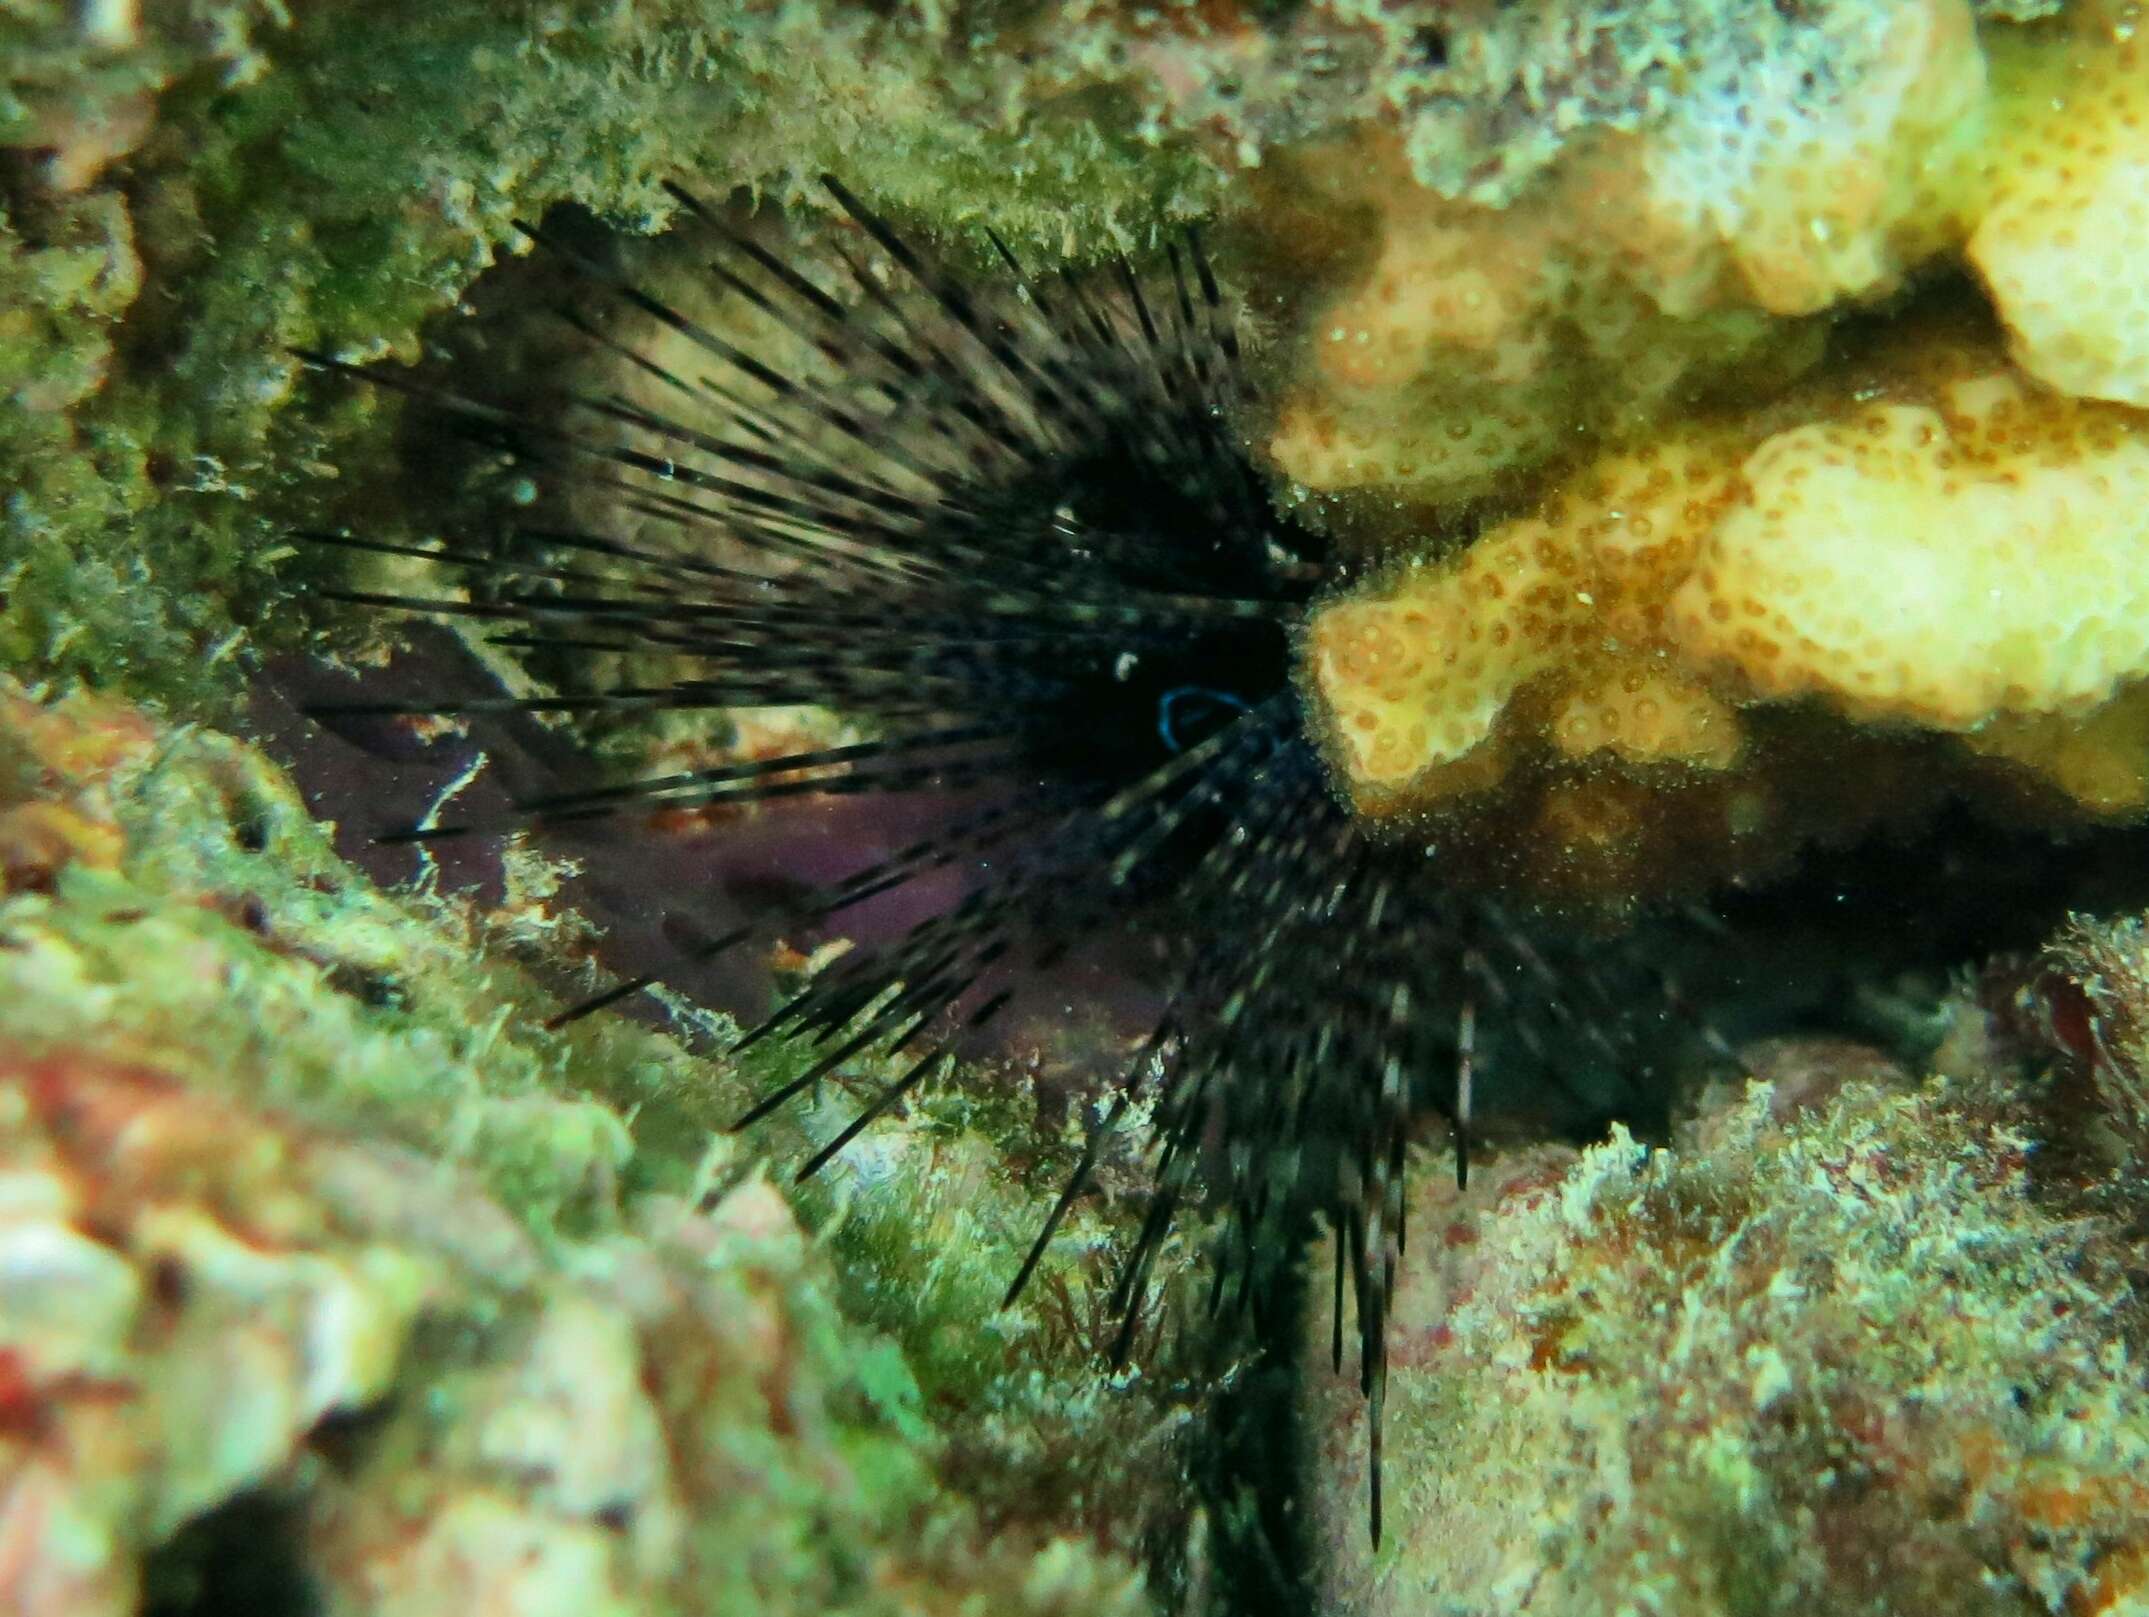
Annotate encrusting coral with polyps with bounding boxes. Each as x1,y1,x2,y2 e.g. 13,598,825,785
1305,309,2149,875
1969,4,2149,408
1289,0,2149,891
1262,0,2148,505
1260,0,1993,507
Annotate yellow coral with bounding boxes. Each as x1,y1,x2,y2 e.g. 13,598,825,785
1261,0,1993,508
1968,3,2149,408
1671,365,2149,729
1265,0,2149,894
1262,137,1814,506
1303,314,2149,848
1259,0,2149,540
1306,424,1748,801
1260,143,1588,502
1614,0,1988,318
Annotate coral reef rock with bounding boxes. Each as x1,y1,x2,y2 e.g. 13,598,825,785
1309,1048,2149,1615
0,678,1187,1616
1258,0,2146,512
1264,0,2149,896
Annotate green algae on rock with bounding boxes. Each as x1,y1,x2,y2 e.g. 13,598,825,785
1309,1042,2149,1615
0,677,1204,1614
2,0,1224,716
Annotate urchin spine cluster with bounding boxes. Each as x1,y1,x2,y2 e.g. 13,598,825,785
300,177,1665,1542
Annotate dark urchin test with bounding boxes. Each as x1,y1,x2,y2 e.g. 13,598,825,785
297,177,1676,1545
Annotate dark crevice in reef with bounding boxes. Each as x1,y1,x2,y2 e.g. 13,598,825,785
1691,806,2149,1061
1531,805,2149,1167
142,1488,322,1617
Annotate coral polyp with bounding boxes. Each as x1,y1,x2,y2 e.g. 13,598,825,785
300,177,1685,1543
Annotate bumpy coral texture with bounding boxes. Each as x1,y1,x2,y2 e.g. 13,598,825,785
0,679,1200,1617
1304,311,2149,884
1969,7,2149,407
1307,1054,2149,1616
1280,0,2149,894
1672,371,2149,731
1258,0,1994,508
1257,0,2149,538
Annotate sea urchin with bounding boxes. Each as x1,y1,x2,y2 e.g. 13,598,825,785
296,177,1680,1542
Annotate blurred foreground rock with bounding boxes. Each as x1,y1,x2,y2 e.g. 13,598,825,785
0,677,1191,1616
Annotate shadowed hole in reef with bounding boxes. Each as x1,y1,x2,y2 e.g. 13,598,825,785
142,1489,320,1617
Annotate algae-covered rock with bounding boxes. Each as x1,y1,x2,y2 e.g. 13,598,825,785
0,677,1200,1615
1311,1039,2149,1615
2,0,1224,714
1996,913,2149,1198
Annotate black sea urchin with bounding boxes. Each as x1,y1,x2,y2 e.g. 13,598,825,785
296,178,1679,1542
